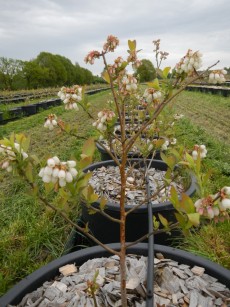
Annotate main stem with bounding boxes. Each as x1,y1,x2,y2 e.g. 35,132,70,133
119,99,128,307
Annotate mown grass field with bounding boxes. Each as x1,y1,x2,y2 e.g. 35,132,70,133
0,89,229,296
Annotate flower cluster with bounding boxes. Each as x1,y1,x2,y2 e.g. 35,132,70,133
57,85,82,110
192,144,207,160
93,110,116,132
0,143,28,172
194,187,230,219
143,88,162,104
39,156,78,187
119,74,138,95
175,49,203,75
127,50,142,69
209,69,227,84
84,50,101,65
44,114,58,130
173,113,184,120
103,35,119,52
159,51,169,60
106,57,126,79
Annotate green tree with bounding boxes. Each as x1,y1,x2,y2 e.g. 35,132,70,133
36,52,67,87
0,57,24,90
22,60,49,89
136,59,156,82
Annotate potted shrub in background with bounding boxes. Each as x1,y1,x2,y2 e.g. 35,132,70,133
0,35,229,306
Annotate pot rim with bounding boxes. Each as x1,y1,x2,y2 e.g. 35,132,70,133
83,159,196,212
1,243,229,306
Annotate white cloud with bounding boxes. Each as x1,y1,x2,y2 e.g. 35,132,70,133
0,0,229,75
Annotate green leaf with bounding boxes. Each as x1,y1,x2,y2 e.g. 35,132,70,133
158,213,169,228
99,196,107,211
187,213,200,227
153,215,160,230
75,172,92,193
44,182,54,194
181,193,195,214
78,156,93,169
30,154,40,165
160,152,176,170
169,186,180,209
25,163,33,182
174,212,186,228
162,67,171,78
128,40,136,51
82,138,95,158
102,71,110,83
185,152,195,169
147,78,160,90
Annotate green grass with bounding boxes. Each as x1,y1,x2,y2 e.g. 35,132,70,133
0,90,109,296
0,89,229,296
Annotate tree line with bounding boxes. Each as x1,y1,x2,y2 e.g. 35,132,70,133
0,52,162,91
0,52,104,91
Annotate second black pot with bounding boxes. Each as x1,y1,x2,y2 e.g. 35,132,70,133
80,159,196,246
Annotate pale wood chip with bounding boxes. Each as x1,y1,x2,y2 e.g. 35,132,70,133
59,264,77,276
191,266,205,276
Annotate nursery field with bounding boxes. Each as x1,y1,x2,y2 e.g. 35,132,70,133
0,90,229,296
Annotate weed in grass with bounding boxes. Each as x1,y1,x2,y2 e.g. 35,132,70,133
176,221,230,269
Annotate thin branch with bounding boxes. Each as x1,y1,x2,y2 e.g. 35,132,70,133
125,222,179,249
96,140,120,166
81,201,121,224
125,61,220,154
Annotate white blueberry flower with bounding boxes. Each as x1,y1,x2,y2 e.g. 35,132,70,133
192,144,207,160
58,85,83,110
93,110,116,132
44,114,58,130
176,49,203,76
209,69,227,84
39,156,78,188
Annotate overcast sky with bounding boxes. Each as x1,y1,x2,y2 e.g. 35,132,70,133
0,0,229,76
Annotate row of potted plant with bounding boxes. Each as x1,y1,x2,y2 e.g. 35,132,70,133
0,89,110,124
186,84,230,96
0,36,229,306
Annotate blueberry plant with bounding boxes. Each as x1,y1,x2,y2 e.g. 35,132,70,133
0,35,229,306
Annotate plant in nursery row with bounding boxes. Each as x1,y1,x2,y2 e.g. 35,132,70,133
0,35,229,306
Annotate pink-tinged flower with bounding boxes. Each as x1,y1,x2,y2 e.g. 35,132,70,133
44,114,58,130
119,74,138,95
209,69,227,84
93,110,116,132
192,144,207,160
219,198,230,210
58,85,82,110
103,35,119,52
175,49,202,76
143,88,161,104
84,50,101,65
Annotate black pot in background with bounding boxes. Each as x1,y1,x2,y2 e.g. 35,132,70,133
1,243,229,306
0,112,3,122
9,107,23,119
36,101,48,110
21,104,37,116
81,159,196,246
96,141,161,161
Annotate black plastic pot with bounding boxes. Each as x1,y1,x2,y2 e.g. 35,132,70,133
96,141,161,161
81,159,196,246
1,243,229,306
0,112,3,122
9,107,23,119
36,101,48,110
21,104,37,116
